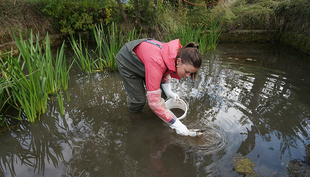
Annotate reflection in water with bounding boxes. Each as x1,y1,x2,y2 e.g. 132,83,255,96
61,72,130,176
0,108,66,176
171,43,310,175
125,105,227,176
1,43,310,176
126,110,197,177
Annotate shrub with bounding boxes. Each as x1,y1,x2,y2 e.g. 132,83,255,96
42,0,112,34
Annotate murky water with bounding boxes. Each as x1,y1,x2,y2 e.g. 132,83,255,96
1,42,310,177
170,108,185,118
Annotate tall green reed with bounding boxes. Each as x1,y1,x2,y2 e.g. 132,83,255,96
93,23,105,72
54,42,73,115
207,19,222,51
101,22,123,72
0,30,71,122
126,26,144,42
54,42,73,91
75,22,151,74
0,50,24,124
70,35,99,73
164,24,209,54
74,22,145,74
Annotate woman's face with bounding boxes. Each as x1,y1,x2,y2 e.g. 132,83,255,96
176,58,199,78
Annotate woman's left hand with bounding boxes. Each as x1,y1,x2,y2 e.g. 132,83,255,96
161,82,179,101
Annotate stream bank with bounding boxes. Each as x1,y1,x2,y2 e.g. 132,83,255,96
1,29,309,56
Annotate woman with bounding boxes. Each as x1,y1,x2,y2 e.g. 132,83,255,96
116,38,202,136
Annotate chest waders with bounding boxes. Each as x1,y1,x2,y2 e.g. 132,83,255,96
116,39,165,113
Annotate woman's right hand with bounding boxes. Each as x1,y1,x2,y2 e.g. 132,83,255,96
169,119,190,136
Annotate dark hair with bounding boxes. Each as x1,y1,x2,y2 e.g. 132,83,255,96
175,42,202,80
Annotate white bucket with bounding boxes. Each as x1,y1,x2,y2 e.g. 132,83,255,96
165,98,188,120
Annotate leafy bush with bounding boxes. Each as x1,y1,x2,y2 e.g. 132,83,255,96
43,0,113,34
206,0,277,31
274,0,310,36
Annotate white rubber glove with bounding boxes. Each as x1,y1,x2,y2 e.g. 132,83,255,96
161,82,179,101
169,119,190,136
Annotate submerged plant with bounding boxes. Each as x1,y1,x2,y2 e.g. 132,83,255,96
233,154,256,175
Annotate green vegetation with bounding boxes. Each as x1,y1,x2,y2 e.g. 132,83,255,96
1,0,310,127
233,154,256,175
98,22,124,72
208,0,277,31
42,0,111,34
70,22,144,73
163,22,220,54
274,0,310,52
0,0,54,44
0,30,72,123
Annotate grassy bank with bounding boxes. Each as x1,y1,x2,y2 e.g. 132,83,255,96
0,0,55,44
2,0,310,53
207,0,310,53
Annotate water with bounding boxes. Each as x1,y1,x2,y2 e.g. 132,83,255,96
1,42,310,177
170,108,185,118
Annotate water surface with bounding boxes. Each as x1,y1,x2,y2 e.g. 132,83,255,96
1,42,310,177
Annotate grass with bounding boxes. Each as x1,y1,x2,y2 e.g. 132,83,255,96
207,19,222,51
101,22,123,72
72,22,145,74
207,0,276,31
0,0,53,44
69,35,98,74
0,30,71,122
93,23,105,72
126,26,144,43
163,22,220,54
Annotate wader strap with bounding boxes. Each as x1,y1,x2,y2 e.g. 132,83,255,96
144,39,164,49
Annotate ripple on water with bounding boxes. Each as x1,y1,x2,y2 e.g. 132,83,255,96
169,126,228,155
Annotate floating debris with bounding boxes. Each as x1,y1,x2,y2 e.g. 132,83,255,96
233,154,256,175
246,58,257,62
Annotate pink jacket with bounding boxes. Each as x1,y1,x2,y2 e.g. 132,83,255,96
133,39,181,91
133,39,182,123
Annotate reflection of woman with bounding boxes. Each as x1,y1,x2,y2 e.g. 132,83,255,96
149,139,186,177
116,39,202,136
126,115,197,177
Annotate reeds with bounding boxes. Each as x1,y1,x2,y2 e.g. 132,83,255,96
126,26,144,43
207,19,222,51
72,22,144,73
69,35,98,73
100,22,123,72
0,30,71,122
163,23,218,54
